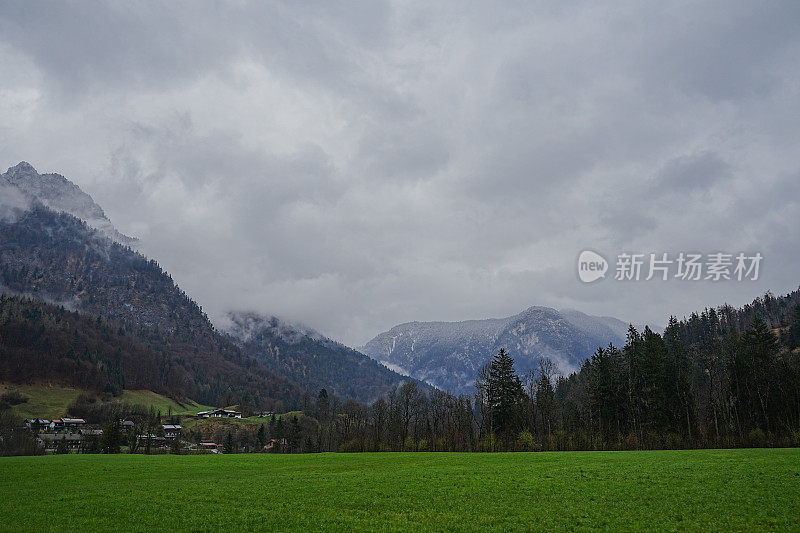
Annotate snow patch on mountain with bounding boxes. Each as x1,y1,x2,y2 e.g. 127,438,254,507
362,306,631,394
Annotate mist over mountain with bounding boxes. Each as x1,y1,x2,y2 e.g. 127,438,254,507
361,306,633,394
222,311,421,403
1,162,136,245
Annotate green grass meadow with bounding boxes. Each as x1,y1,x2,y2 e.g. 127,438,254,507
0,383,212,419
0,383,83,419
1,449,797,531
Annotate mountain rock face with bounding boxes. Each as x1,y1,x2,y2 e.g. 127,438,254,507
223,312,419,403
361,307,630,394
1,162,136,245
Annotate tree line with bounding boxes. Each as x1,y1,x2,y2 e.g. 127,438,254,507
265,290,800,452
2,289,799,455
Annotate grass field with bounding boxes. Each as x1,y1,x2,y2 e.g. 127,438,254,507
183,410,306,431
0,383,212,419
0,383,81,419
0,449,797,531
116,390,211,416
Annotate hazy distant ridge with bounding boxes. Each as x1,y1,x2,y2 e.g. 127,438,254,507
361,306,631,394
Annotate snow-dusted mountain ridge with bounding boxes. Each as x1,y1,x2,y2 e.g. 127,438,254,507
361,306,632,394
1,162,136,245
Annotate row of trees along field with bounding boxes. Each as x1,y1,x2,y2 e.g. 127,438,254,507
201,290,800,453
2,290,799,455
302,290,800,452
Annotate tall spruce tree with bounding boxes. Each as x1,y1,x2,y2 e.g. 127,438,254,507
487,349,524,445
256,424,267,450
101,419,122,454
223,431,235,454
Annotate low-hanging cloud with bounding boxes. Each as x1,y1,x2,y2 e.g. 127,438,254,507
1,1,799,346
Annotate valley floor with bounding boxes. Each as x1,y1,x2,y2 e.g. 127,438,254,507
0,449,797,531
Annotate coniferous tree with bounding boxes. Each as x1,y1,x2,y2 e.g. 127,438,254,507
101,419,122,454
224,431,235,454
256,424,267,450
535,359,557,441
487,349,524,445
55,436,69,455
733,316,779,432
788,304,800,349
316,389,330,423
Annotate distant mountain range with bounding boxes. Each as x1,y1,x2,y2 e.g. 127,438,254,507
360,307,638,394
0,162,412,406
0,161,653,405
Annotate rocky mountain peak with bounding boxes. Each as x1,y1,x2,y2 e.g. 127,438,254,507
361,306,631,394
1,161,137,245
4,161,37,177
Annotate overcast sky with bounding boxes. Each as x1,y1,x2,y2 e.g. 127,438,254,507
2,1,799,346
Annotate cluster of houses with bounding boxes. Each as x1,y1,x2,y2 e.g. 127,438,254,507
25,418,87,431
24,407,247,452
196,408,242,419
25,417,184,452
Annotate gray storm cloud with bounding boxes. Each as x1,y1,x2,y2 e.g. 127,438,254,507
1,1,799,346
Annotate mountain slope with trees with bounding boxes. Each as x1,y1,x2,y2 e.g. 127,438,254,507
0,206,302,409
0,294,192,396
224,312,421,403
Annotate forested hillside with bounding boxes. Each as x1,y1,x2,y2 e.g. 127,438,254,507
0,207,302,409
0,295,190,395
226,312,420,403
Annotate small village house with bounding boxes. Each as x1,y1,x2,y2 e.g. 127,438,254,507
25,419,50,432
199,442,219,451
136,434,167,448
197,408,242,419
265,438,288,452
39,433,82,451
162,424,182,439
49,418,86,431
